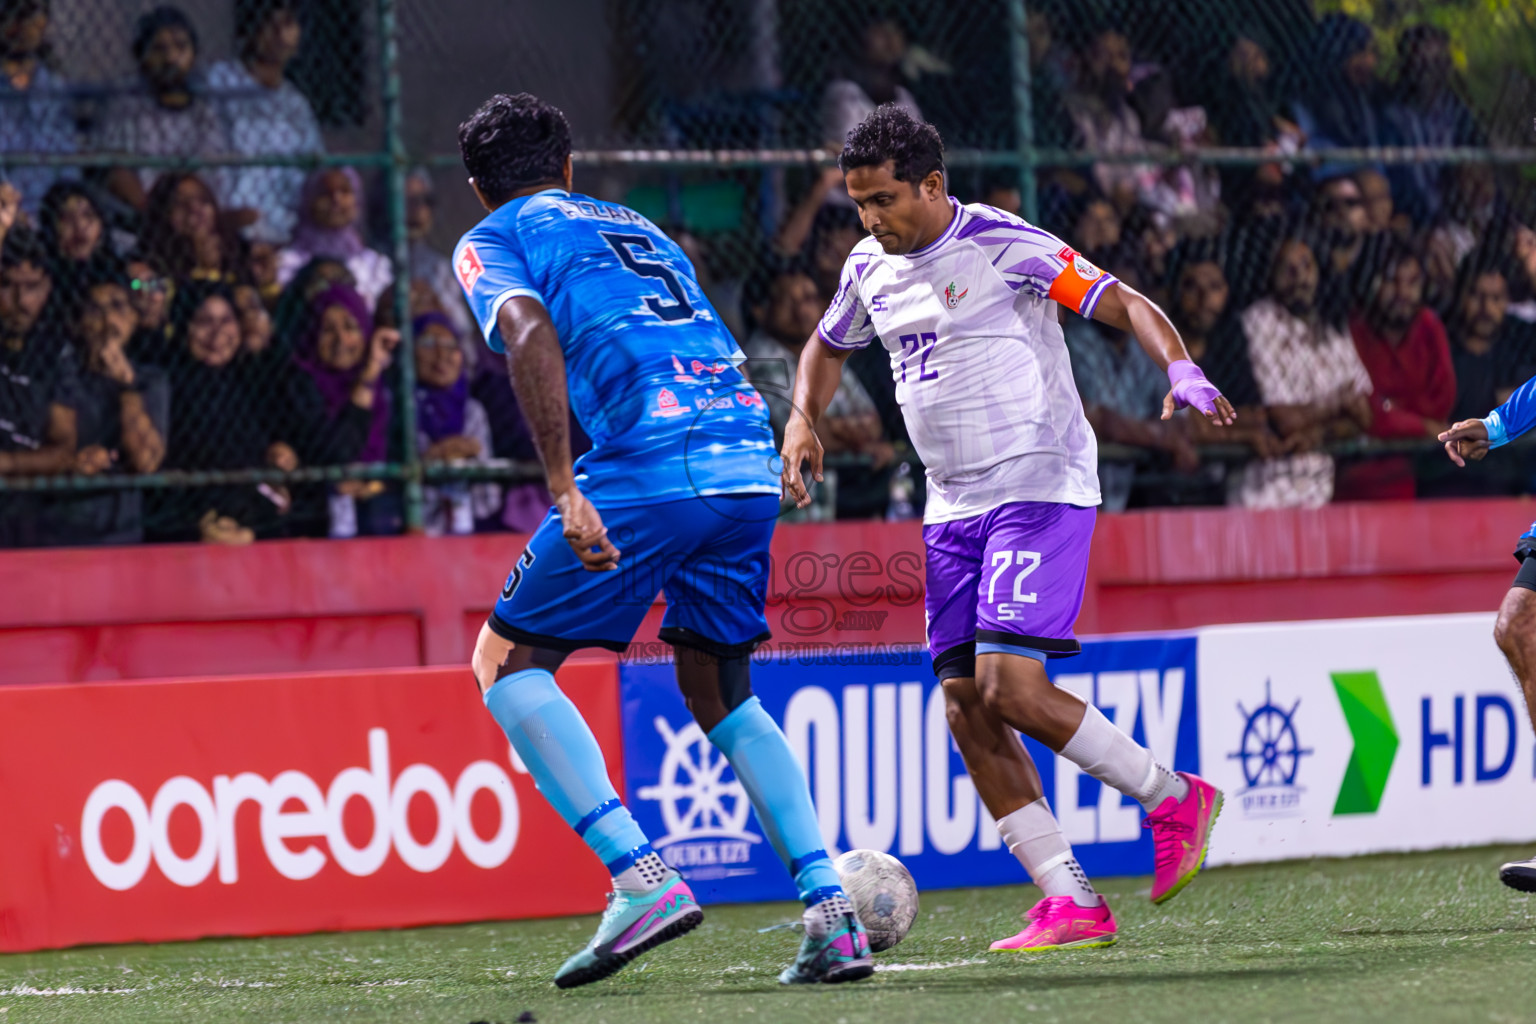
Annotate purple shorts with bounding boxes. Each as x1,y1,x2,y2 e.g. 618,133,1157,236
923,501,1096,675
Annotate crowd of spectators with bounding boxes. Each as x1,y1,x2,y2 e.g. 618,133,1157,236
749,9,1536,514
1,0,1534,548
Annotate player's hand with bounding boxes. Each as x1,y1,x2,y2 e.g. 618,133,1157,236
780,417,824,509
1439,418,1491,468
555,486,621,571
360,328,401,384
1162,388,1236,426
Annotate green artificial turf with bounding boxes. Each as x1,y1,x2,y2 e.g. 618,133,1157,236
3,844,1535,1023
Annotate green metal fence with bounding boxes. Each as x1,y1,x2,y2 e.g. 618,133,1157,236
3,0,1536,542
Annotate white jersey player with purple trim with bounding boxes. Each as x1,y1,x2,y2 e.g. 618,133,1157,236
817,198,1116,522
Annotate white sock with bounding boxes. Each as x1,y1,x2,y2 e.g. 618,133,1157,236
803,893,855,939
996,798,1099,907
1059,703,1188,813
612,851,669,893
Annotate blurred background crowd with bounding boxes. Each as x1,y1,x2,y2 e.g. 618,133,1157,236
4,0,1536,546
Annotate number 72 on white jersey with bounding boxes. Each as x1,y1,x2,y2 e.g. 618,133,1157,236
988,550,1041,621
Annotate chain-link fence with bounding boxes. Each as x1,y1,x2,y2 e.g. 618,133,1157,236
3,0,1536,547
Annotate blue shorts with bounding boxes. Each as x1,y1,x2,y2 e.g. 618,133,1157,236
488,493,778,655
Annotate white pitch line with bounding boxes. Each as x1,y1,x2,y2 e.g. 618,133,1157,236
0,986,139,996
875,959,987,972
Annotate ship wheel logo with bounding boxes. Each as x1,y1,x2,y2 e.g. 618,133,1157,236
1229,681,1314,790
637,716,762,848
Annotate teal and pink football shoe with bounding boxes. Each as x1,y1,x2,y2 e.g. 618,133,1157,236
1144,771,1223,904
554,872,703,989
989,896,1118,953
778,896,875,984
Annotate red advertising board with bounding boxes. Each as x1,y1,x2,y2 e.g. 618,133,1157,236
0,661,622,952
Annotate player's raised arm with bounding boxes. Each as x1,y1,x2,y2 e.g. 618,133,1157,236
1090,281,1236,427
1441,372,1536,467
496,296,619,570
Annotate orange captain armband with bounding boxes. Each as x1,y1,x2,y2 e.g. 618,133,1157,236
1046,245,1112,315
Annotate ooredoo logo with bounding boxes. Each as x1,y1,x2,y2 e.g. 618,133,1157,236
79,729,520,891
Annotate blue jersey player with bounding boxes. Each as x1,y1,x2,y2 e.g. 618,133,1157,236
453,93,872,988
1441,381,1536,891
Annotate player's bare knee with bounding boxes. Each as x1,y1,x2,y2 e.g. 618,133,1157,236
471,622,514,695
976,654,1050,720
940,678,977,731
1494,589,1536,660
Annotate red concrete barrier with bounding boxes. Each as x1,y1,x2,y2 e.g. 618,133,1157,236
0,660,622,952
2,498,1529,685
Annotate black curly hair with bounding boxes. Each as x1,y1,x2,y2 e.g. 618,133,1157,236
839,104,946,189
458,92,572,207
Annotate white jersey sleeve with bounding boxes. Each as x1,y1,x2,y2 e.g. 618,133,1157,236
959,211,1117,317
816,249,880,350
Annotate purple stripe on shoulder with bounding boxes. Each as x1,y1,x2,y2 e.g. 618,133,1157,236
852,256,872,281
1001,254,1061,293
1080,273,1119,317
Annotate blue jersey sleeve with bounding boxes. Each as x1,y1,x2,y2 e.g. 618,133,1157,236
1483,374,1536,448
452,230,542,352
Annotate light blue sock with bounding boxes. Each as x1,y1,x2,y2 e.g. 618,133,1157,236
484,668,653,875
709,696,844,906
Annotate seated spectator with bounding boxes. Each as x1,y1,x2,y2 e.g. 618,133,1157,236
45,273,168,545
0,224,76,546
1289,14,1386,179
1073,196,1123,269
743,267,892,519
38,181,121,306
1065,264,1197,512
1310,173,1375,327
277,168,392,308
123,251,173,363
141,172,250,287
805,203,865,307
404,169,472,340
1168,250,1277,458
0,0,77,217
1063,28,1157,211
284,283,399,537
207,0,323,244
1449,257,1534,421
1382,25,1482,226
741,267,884,451
156,282,289,543
1023,8,1075,151
1342,242,1455,500
413,311,498,536
1206,27,1300,212
1238,236,1373,508
981,177,1023,218
822,18,923,146
1356,169,1395,235
97,6,233,213
1428,256,1536,496
1423,165,1503,316
268,253,352,358
773,165,851,261
467,345,573,533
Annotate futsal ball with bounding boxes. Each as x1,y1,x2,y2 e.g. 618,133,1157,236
833,848,918,952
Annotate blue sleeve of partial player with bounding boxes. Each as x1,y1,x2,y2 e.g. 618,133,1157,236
1483,374,1536,448
452,229,543,353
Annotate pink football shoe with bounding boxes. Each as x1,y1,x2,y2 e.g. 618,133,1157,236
1144,771,1223,904
989,896,1117,953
